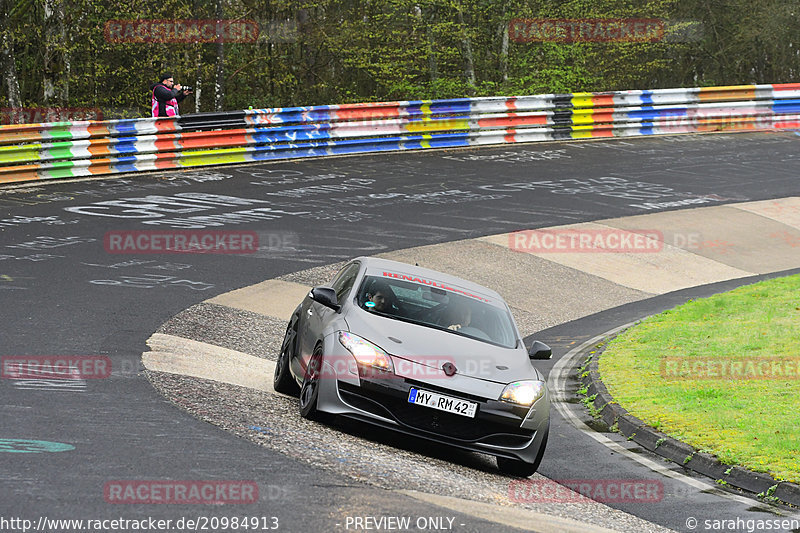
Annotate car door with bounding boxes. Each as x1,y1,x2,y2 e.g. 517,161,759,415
297,262,361,372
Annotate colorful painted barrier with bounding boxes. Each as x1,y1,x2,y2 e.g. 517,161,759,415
1,84,799,184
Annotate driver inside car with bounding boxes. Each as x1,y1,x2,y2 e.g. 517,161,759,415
364,281,400,314
443,305,472,331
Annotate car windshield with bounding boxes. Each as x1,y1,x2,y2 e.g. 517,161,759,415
356,274,518,348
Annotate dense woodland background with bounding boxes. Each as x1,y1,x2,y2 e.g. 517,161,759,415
0,0,798,120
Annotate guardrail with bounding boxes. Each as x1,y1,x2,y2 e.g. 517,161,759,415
1,84,799,184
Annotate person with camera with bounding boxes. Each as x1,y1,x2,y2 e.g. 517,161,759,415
150,73,192,118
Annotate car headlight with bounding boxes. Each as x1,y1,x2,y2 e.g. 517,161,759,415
338,332,394,373
499,380,546,406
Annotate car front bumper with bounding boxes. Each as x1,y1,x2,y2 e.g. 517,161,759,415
313,342,549,463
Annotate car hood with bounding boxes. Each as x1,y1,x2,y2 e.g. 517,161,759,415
343,308,542,384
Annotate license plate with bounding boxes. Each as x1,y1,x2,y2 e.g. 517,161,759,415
408,387,477,418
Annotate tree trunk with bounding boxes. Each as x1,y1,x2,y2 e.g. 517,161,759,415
415,5,438,84
42,0,66,106
62,46,70,103
195,44,203,113
0,0,22,115
215,43,224,111
42,0,56,104
1,43,22,110
500,27,508,82
456,7,476,94
192,0,204,113
498,2,509,83
214,0,225,111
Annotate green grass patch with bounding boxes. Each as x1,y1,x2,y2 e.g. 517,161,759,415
599,274,800,482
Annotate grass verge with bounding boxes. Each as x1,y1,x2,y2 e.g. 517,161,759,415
599,274,800,483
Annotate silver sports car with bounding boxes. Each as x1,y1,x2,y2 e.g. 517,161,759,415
274,257,551,476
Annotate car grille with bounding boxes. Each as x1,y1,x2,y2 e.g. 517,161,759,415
338,382,531,443
386,397,528,441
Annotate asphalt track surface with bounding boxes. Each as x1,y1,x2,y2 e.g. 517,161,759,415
1,131,800,532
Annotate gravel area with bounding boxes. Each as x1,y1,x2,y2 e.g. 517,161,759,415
157,302,286,361
277,261,348,286
144,260,676,532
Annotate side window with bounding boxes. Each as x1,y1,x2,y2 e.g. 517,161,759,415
330,263,361,302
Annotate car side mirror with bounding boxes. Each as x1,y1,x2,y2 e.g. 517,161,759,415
528,340,552,360
310,286,341,312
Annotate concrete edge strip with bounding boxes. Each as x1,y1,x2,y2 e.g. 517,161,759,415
143,333,276,393
478,221,757,295
395,490,619,533
207,279,312,321
580,329,800,508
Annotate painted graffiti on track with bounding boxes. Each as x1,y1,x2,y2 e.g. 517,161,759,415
7,236,96,251
64,193,311,229
0,439,75,453
89,274,215,291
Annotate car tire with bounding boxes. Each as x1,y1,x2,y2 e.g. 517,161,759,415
274,322,300,395
299,345,324,420
496,423,549,477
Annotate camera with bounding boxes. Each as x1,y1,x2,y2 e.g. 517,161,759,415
180,85,193,92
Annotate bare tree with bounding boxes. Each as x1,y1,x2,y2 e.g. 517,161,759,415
498,1,509,82
42,0,66,105
415,5,438,83
455,6,475,93
0,0,22,113
214,0,226,110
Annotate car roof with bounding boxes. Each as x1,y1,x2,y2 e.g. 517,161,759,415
354,256,504,304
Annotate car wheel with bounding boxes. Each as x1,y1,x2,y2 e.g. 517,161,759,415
496,423,549,477
274,322,300,395
299,345,324,419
